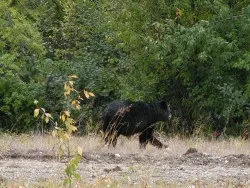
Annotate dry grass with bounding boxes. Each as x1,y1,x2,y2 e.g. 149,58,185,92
165,136,250,156
0,133,249,157
0,133,250,188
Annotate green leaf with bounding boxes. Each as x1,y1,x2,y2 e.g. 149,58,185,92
63,179,70,186
34,100,38,105
73,173,81,180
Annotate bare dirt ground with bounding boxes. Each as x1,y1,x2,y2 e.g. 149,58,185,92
0,135,250,187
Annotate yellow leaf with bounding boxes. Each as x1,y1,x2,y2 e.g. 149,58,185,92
77,146,82,156
64,83,68,90
76,104,81,110
66,83,70,90
72,100,81,109
45,113,53,119
68,75,78,79
45,116,49,123
61,114,66,122
64,88,71,96
34,108,40,117
68,81,74,86
69,124,77,132
84,90,90,99
64,83,73,91
67,124,77,134
84,90,95,99
72,100,76,105
65,117,74,127
64,110,70,117
88,92,95,97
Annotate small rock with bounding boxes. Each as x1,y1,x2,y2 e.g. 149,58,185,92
113,166,122,171
95,154,100,158
184,148,198,155
114,153,121,158
164,147,173,154
179,167,184,170
104,166,122,173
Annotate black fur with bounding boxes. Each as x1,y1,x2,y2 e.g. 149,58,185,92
102,100,171,148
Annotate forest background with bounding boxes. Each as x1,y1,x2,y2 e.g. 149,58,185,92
0,0,250,137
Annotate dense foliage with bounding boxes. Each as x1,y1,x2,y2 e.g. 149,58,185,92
1,0,250,136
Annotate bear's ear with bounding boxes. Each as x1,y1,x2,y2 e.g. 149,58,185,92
159,101,168,109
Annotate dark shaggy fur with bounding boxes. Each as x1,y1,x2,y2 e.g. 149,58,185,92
102,100,171,148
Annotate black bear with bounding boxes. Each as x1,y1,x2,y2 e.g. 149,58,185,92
102,100,171,148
